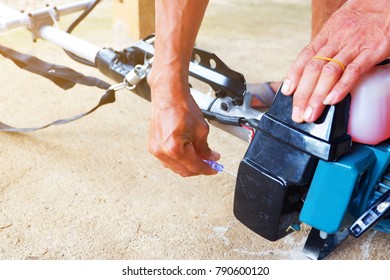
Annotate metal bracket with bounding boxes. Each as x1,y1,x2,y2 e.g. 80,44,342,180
302,227,350,260
131,35,247,105
350,189,390,238
189,48,247,104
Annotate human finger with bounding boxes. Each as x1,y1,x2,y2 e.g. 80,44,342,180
162,141,218,176
149,130,219,177
303,51,355,122
289,56,327,122
160,154,201,177
289,44,341,122
149,139,216,177
148,137,194,177
322,50,383,106
190,119,220,162
281,36,328,96
181,142,219,175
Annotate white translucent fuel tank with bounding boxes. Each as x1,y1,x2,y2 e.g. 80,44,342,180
348,63,390,145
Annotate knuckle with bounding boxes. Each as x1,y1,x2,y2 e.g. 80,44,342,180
332,84,350,102
301,43,317,58
148,143,163,158
197,121,210,137
322,63,342,76
345,63,362,76
147,138,159,155
337,80,349,91
148,135,184,159
305,59,322,72
335,82,350,97
310,92,325,105
164,138,184,158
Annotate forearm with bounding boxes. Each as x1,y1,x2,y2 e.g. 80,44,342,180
148,0,209,97
311,0,346,38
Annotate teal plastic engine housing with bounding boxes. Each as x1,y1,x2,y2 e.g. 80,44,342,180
300,141,390,234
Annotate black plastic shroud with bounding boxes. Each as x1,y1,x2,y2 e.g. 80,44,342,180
234,89,351,241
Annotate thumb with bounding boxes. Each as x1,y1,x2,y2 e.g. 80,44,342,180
204,148,221,161
192,119,220,161
193,140,220,161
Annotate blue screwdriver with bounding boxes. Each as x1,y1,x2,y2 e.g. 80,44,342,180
203,160,237,177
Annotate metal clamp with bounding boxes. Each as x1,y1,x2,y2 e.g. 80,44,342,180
27,6,59,41
108,58,152,92
124,63,149,90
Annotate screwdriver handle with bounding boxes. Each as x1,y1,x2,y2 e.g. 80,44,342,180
203,160,224,172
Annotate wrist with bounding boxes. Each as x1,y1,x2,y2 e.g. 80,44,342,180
147,68,191,106
148,61,188,89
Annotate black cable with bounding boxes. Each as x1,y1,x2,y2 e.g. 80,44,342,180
244,118,260,128
63,0,102,67
202,108,260,129
202,110,242,126
206,97,219,112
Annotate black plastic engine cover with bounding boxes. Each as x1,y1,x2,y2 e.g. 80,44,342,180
234,89,351,241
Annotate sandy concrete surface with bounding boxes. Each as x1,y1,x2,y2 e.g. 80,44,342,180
0,0,388,260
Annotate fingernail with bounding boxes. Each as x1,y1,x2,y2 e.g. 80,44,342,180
323,91,336,105
280,79,291,95
303,106,313,121
292,106,302,122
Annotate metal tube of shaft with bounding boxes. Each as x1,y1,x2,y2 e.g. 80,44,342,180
0,4,29,32
0,0,94,33
39,25,102,64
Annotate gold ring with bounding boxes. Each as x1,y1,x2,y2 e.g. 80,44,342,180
312,56,345,71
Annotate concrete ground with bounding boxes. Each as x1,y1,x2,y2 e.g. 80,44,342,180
0,0,388,260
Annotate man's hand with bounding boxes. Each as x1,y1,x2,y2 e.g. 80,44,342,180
282,0,390,123
148,78,220,177
146,0,213,176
